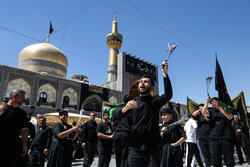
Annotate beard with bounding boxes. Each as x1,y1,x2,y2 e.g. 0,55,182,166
138,87,151,95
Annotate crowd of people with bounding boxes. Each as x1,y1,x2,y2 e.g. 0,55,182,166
1,61,250,167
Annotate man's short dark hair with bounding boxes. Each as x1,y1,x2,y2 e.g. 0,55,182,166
103,111,109,116
211,97,220,102
59,109,68,116
198,103,204,107
39,116,46,121
141,75,154,87
160,107,174,115
90,111,95,115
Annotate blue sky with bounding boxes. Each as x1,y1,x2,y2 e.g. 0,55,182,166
1,0,250,106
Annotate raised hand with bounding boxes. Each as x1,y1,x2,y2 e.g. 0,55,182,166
161,61,168,78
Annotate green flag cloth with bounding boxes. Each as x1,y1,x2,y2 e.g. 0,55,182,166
102,102,124,119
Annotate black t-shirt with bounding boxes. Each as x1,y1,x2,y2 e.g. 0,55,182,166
193,113,211,139
96,122,113,147
112,106,130,133
53,122,73,140
161,121,184,145
30,125,52,151
82,120,97,143
209,108,234,141
232,121,244,133
0,104,28,155
232,120,249,140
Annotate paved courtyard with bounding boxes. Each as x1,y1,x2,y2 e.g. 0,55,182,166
44,153,250,167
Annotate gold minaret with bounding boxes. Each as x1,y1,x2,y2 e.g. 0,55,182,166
106,12,123,83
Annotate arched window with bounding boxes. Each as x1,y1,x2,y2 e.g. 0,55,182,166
62,96,70,107
39,92,47,103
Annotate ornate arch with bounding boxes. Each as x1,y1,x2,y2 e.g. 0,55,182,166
62,87,77,108
81,94,102,112
37,83,56,103
6,78,31,101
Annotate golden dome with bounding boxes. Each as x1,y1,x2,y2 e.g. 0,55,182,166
18,43,68,78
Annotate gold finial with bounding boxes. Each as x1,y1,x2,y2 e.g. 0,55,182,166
46,34,50,43
114,11,116,21
112,12,118,33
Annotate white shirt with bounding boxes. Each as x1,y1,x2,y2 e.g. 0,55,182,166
184,118,198,143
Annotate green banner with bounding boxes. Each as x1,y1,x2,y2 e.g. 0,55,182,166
102,101,124,119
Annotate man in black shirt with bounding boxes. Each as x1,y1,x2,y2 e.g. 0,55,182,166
28,116,52,167
81,112,98,167
97,112,113,167
201,96,235,167
18,112,36,167
0,89,29,167
192,104,212,167
112,95,133,167
232,114,250,164
123,61,173,167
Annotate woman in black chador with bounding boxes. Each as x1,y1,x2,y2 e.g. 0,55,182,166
47,110,79,167
160,108,186,167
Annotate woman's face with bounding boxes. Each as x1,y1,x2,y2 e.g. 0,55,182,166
161,113,173,123
59,113,68,123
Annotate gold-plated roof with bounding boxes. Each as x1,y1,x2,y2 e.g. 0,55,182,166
18,43,68,68
18,43,68,78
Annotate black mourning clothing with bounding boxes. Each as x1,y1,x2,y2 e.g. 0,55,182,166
127,76,172,150
47,122,74,167
127,75,173,167
160,121,184,167
29,125,52,167
193,113,212,167
81,119,98,166
193,114,211,139
97,121,113,167
112,107,130,167
112,105,130,133
30,125,52,152
232,120,250,163
208,108,235,167
209,108,234,141
82,119,98,143
0,104,28,167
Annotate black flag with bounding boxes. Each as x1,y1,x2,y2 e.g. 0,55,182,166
215,55,234,109
49,21,54,34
